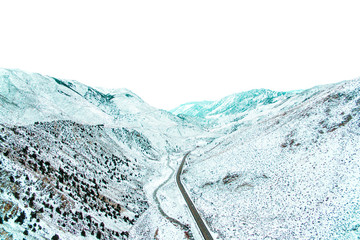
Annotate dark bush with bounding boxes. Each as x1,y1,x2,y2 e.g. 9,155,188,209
56,207,61,214
121,231,129,237
13,192,20,200
96,231,102,239
9,175,14,182
51,234,60,240
14,211,26,225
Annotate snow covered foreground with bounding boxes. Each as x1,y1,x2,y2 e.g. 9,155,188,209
0,68,359,239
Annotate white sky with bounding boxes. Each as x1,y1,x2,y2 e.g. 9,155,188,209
1,0,360,109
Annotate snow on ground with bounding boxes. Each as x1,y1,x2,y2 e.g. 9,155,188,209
182,79,360,239
129,155,184,239
130,151,205,240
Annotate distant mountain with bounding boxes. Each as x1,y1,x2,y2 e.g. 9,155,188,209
171,100,213,118
171,89,300,118
171,88,305,134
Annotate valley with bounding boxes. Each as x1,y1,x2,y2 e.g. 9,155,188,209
0,68,359,239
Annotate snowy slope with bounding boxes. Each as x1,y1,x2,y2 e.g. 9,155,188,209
0,121,152,239
0,69,212,239
0,68,208,153
182,79,360,239
0,69,113,125
171,101,213,118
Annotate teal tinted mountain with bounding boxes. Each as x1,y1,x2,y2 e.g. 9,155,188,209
171,89,301,118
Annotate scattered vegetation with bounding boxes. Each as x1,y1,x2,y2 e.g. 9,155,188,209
0,120,150,239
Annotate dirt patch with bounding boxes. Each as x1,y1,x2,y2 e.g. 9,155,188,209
0,199,18,218
0,228,14,240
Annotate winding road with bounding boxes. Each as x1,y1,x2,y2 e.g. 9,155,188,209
176,152,214,240
152,156,193,238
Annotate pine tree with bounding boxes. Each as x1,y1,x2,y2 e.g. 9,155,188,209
96,231,102,239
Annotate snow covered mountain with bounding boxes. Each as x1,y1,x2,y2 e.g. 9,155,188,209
1,68,359,239
179,79,360,239
171,88,302,133
171,89,296,117
0,68,208,153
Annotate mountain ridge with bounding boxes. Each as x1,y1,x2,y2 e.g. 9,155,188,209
171,88,302,118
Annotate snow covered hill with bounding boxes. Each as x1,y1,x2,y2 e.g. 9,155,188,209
0,69,211,239
0,68,208,154
180,79,360,239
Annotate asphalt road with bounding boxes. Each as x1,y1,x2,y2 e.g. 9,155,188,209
176,152,214,240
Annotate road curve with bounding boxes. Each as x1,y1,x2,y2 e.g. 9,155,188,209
152,157,193,238
176,152,214,240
